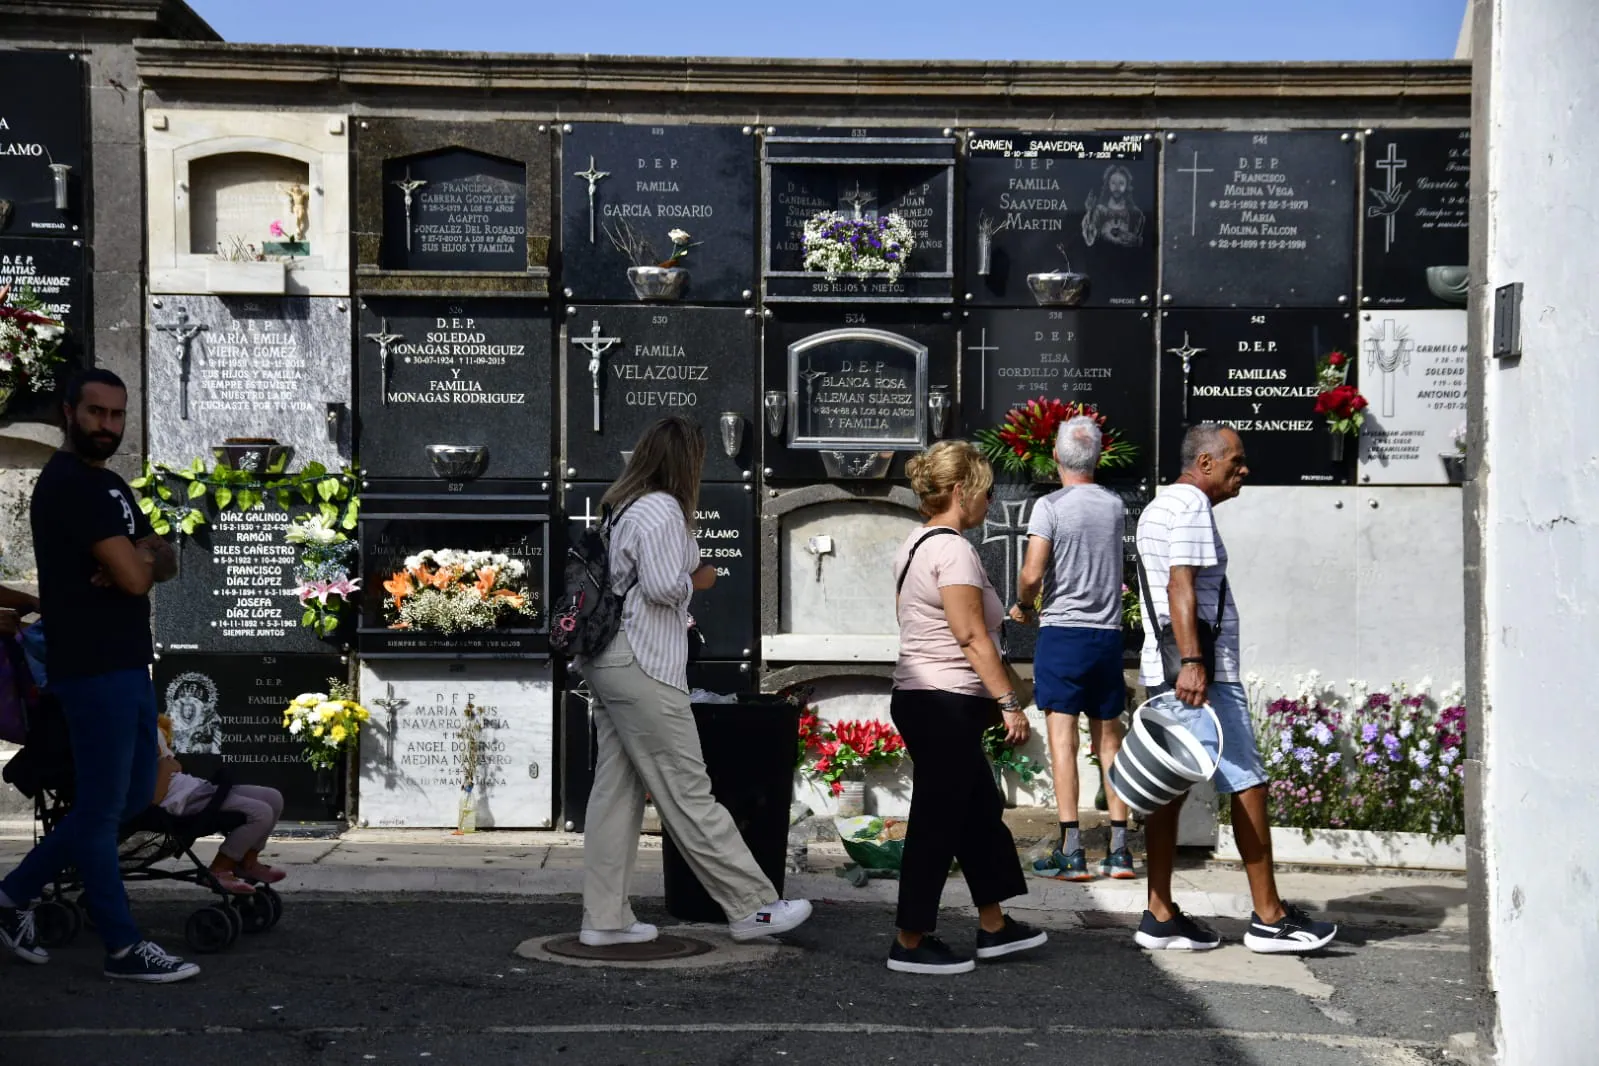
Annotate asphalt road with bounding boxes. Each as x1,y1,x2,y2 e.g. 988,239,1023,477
1,895,1470,1066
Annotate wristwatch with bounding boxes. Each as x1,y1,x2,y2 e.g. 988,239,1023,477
1180,656,1205,665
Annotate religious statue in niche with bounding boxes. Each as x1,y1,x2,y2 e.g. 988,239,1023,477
1081,164,1146,249
164,672,223,755
604,221,698,301
263,183,310,257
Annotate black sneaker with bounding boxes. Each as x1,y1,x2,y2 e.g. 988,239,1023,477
103,940,200,984
886,935,975,975
1243,903,1338,955
975,916,1048,960
1134,907,1222,951
0,906,48,965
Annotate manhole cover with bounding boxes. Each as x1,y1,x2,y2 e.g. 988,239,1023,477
543,934,714,962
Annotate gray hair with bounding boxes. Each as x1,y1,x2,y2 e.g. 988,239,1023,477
1180,422,1231,470
1054,415,1102,475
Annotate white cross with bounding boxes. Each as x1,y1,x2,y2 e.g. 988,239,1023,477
1165,331,1208,423
573,156,610,244
1177,150,1215,237
153,308,210,421
391,166,429,253
573,494,601,528
981,498,1033,605
840,180,876,219
364,317,404,406
1374,143,1409,252
965,327,1000,413
1363,317,1412,418
370,683,409,771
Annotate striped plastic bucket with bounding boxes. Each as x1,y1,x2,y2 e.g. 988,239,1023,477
1108,696,1224,816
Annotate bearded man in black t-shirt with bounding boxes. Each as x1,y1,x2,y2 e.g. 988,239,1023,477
0,369,201,984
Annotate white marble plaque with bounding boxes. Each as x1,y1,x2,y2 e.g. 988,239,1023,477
779,502,919,638
1356,310,1467,485
356,662,554,829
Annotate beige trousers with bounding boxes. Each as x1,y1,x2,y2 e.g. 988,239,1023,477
580,632,775,930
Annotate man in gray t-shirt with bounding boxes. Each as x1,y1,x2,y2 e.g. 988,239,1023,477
1009,416,1134,882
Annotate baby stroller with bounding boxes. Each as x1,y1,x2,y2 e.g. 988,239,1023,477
2,688,284,954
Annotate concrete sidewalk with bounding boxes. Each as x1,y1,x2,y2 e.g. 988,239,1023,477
0,820,1467,930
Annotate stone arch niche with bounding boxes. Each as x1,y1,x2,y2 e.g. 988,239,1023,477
147,110,350,296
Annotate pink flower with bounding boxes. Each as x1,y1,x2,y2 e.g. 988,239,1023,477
269,220,286,238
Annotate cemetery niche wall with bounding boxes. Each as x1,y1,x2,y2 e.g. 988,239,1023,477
355,118,551,297
0,50,85,239
762,127,956,304
146,109,350,296
963,131,1157,309
1361,128,1470,309
357,298,553,483
562,304,757,484
561,123,757,304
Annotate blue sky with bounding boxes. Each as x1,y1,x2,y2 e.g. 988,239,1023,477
188,0,1466,62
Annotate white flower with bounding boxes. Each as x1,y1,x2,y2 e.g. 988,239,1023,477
313,701,341,720
1416,675,1433,696
667,228,691,245
287,514,341,546
294,692,328,708
288,718,303,735
1399,720,1414,739
1417,738,1430,752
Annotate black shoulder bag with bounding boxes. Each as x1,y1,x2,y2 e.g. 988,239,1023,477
1135,553,1228,686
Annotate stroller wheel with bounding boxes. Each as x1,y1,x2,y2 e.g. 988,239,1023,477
219,900,243,944
33,899,81,948
258,885,283,930
231,892,272,935
184,905,234,954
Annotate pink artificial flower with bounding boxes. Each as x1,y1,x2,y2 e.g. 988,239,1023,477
269,220,286,238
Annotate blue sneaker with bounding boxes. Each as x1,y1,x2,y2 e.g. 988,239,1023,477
1030,848,1094,882
104,941,200,984
1098,847,1138,880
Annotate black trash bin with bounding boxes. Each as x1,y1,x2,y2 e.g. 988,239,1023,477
662,695,798,924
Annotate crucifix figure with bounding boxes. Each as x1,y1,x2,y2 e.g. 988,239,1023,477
1371,143,1410,253
391,166,429,253
572,320,621,433
965,327,1000,413
153,308,210,421
1362,317,1412,419
1176,150,1215,237
980,497,1032,607
573,156,610,244
839,179,876,220
370,683,409,772
798,354,828,438
1164,331,1208,422
364,317,404,406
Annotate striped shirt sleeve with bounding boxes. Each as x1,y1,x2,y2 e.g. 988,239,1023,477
606,493,695,692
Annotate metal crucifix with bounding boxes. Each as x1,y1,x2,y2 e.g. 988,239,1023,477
798,354,828,438
1164,331,1208,423
572,320,621,432
391,166,429,253
153,308,210,421
840,180,876,220
573,156,610,244
370,683,409,772
364,317,404,406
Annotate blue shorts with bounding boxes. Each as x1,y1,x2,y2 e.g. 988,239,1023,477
1144,680,1267,795
1033,626,1125,720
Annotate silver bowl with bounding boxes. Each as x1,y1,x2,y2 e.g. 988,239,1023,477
1425,266,1469,305
1026,271,1089,307
213,439,294,475
426,444,489,480
626,266,689,301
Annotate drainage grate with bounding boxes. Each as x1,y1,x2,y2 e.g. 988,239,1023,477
543,934,715,962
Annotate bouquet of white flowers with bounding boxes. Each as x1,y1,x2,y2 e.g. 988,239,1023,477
801,212,916,282
0,283,66,402
382,548,536,633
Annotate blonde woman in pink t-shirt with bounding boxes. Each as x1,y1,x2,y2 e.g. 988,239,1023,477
885,440,1048,976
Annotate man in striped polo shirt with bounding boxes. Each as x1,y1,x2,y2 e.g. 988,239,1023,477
1131,423,1339,956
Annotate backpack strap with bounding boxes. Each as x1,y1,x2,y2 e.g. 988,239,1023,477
895,527,960,598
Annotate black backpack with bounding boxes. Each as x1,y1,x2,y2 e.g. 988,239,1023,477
550,500,635,658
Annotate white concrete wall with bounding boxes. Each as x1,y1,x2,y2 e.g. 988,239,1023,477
1477,0,1599,1060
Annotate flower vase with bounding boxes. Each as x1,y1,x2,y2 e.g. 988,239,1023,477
835,778,866,818
626,266,688,301
314,766,335,803
456,785,478,834
1330,432,1346,462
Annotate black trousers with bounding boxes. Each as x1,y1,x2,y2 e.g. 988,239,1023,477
891,688,1028,933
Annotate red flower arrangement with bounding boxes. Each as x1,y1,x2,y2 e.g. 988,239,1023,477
798,717,907,796
974,397,1138,480
1313,351,1369,436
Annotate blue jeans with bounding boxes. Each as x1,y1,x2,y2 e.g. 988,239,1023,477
2,668,156,952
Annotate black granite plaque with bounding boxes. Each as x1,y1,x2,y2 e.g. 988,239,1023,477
1158,310,1354,485
153,653,346,822
763,128,956,303
381,150,527,273
1162,131,1356,308
960,308,1155,483
358,510,549,658
562,481,756,662
964,132,1157,308
763,306,955,480
1361,129,1470,309
0,236,86,422
965,480,1047,661
154,500,339,655
0,51,83,238
357,298,552,482
562,124,756,304
563,305,756,484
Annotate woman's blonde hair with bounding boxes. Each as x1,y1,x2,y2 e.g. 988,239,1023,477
904,440,993,518
602,415,706,526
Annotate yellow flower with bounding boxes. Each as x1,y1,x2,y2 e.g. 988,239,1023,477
311,726,324,738
330,724,347,744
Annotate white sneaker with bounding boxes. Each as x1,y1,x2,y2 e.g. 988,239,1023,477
729,899,812,942
579,921,659,947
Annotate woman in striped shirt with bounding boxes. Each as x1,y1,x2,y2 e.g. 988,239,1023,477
576,416,812,947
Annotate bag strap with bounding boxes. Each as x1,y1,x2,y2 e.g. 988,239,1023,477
895,527,960,598
1135,552,1228,633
